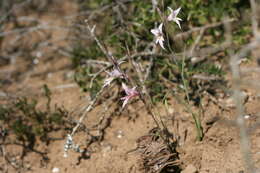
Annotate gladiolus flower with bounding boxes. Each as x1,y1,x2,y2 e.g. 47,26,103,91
151,23,165,50
167,7,182,29
121,83,139,108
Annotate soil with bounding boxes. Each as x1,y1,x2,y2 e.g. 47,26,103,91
1,1,260,173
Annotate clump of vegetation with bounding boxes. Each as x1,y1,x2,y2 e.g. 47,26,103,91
67,0,252,147
0,85,69,150
62,1,255,159
72,0,250,102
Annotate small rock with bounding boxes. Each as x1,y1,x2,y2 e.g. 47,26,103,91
168,107,174,114
191,57,200,64
33,58,39,64
115,130,124,139
181,164,197,173
52,167,60,173
47,73,53,78
244,114,251,119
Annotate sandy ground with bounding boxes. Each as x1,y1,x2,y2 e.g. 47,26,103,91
1,1,260,173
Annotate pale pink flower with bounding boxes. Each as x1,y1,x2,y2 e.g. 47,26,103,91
151,23,165,49
103,69,124,87
167,7,182,29
121,83,139,108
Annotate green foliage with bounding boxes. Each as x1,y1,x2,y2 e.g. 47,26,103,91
147,78,167,103
79,0,114,9
233,25,252,45
73,0,250,104
187,62,225,76
74,63,103,97
0,85,69,147
167,0,251,49
172,0,249,25
71,43,104,97
72,45,104,67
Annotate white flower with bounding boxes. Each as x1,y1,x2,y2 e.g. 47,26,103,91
167,7,182,29
151,23,165,50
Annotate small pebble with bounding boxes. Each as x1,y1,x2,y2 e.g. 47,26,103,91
115,130,124,139
168,108,174,114
244,114,251,119
47,73,53,78
33,58,39,64
52,167,60,173
191,57,199,64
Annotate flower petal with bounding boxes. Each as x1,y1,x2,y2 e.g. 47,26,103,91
176,17,182,21
122,97,129,108
129,86,138,96
167,7,173,12
122,83,132,95
173,7,181,17
122,82,128,91
158,39,165,50
110,69,122,77
155,38,159,44
151,28,159,36
158,23,163,32
167,13,174,21
175,20,181,29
